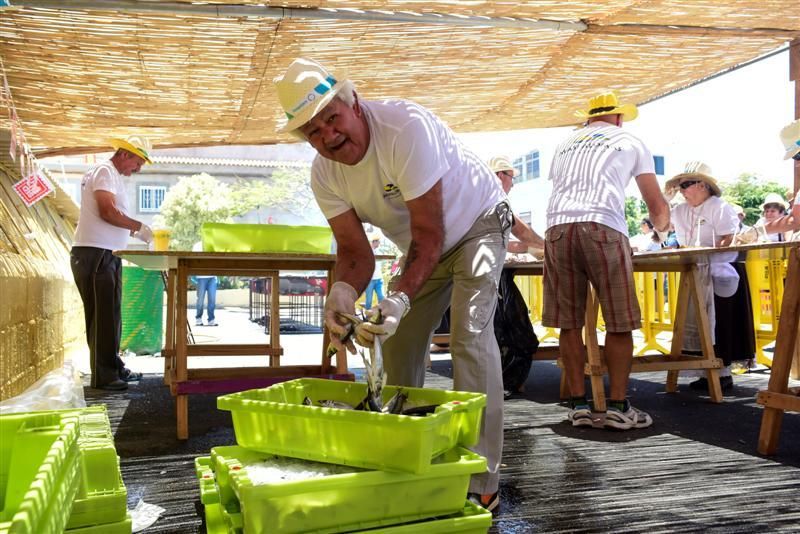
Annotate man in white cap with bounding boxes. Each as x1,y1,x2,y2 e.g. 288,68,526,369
71,136,154,391
487,155,545,254
544,91,670,430
274,58,509,511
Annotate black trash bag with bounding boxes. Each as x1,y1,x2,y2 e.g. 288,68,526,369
494,269,539,395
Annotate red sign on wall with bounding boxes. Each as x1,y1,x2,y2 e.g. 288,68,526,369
12,173,54,207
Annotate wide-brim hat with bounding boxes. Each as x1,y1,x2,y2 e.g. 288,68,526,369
665,161,722,197
780,119,800,160
110,136,152,164
488,155,517,176
760,192,789,211
274,58,350,134
574,90,638,122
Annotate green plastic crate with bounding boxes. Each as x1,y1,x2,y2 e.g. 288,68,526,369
217,378,486,474
67,445,127,529
201,223,333,254
0,412,82,534
66,514,132,534
210,445,485,534
195,454,490,534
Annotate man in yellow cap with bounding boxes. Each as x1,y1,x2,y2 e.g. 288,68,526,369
487,155,544,254
274,58,509,511
70,135,153,391
544,91,670,430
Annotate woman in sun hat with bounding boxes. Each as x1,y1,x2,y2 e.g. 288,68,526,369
666,161,754,391
759,119,800,239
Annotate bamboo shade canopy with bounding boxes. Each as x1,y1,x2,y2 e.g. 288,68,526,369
0,0,798,156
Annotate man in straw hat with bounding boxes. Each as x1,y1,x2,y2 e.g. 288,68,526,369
545,91,670,430
71,135,154,391
487,155,544,254
274,58,510,511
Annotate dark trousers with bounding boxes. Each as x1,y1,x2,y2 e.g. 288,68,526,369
70,246,125,387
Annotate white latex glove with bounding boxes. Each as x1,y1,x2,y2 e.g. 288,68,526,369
655,229,670,244
527,246,544,260
324,281,358,354
664,187,679,203
354,293,409,347
134,224,153,244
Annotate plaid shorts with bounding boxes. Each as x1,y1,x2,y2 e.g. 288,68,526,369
542,222,641,332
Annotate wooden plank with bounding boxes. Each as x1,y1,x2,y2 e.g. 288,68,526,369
756,390,800,413
163,269,176,385
185,344,282,357
584,285,606,412
175,373,354,395
187,365,328,381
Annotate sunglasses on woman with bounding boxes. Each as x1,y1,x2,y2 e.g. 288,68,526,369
679,180,700,190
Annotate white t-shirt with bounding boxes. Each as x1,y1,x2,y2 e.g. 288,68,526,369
371,260,383,280
311,99,505,254
73,161,131,251
546,121,654,235
673,195,739,262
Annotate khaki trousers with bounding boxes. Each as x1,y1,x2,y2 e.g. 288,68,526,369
383,202,511,494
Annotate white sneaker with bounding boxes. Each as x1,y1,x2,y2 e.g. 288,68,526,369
568,404,594,427
195,319,203,326
604,402,653,430
207,320,218,326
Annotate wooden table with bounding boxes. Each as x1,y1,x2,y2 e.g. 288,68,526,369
116,251,350,439
509,241,800,412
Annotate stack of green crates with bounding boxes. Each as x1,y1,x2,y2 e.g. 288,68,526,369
0,406,130,534
195,378,494,533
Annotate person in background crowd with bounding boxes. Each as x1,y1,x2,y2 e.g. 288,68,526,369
71,136,152,391
364,234,385,310
192,242,218,326
629,218,663,252
665,161,754,390
544,91,670,430
756,193,792,242
274,58,509,511
762,119,800,237
487,155,545,255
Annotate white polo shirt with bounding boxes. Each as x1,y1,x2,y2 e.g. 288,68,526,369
546,121,654,236
311,99,505,254
73,161,131,251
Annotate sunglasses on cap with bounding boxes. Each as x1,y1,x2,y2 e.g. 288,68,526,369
679,180,700,190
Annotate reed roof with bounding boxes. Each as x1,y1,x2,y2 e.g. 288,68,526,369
0,1,798,156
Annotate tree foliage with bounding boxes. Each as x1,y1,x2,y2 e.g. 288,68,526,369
154,169,320,250
720,173,790,225
154,173,237,250
625,197,647,236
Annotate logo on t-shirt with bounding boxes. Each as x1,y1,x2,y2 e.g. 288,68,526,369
383,183,401,200
559,131,622,156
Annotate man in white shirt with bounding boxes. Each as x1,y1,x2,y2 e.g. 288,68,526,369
487,155,545,254
274,58,510,511
544,92,669,430
71,136,154,391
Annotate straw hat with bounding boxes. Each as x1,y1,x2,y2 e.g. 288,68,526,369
574,91,638,122
274,58,350,134
487,155,517,176
109,135,152,164
665,161,722,197
760,192,789,211
780,119,800,160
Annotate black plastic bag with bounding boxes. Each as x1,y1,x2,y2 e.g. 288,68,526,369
494,269,538,394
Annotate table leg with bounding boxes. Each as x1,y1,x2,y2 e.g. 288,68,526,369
584,286,606,412
758,248,800,454
687,265,723,402
269,271,281,367
163,269,176,385
176,261,189,440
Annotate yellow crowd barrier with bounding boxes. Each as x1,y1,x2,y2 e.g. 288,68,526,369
514,253,789,365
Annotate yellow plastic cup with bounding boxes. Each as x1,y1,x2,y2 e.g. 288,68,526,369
153,229,171,251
